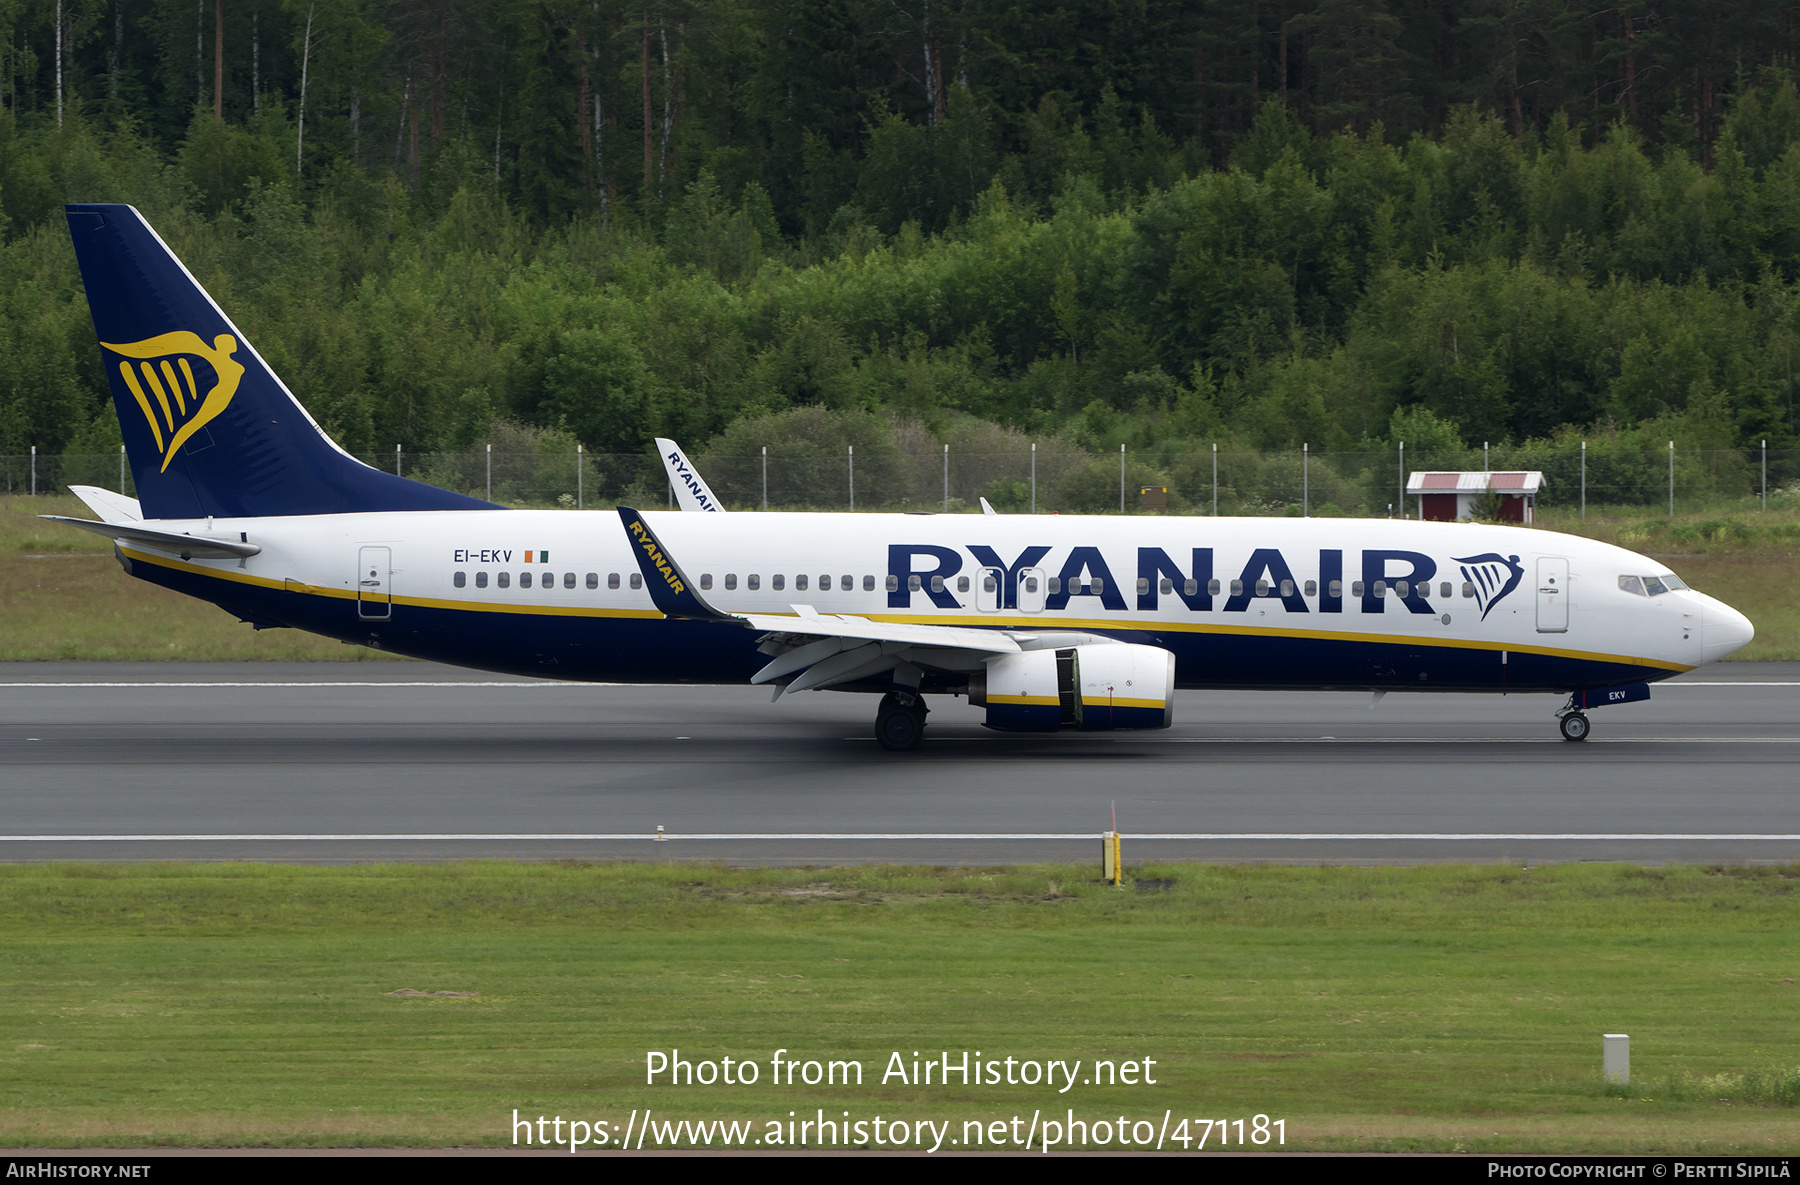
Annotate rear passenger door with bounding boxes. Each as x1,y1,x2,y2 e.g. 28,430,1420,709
357,546,392,620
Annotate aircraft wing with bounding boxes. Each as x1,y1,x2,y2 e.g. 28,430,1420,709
616,506,1027,695
655,438,727,512
738,607,1022,654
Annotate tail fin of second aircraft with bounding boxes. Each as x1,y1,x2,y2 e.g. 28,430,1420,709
64,204,497,520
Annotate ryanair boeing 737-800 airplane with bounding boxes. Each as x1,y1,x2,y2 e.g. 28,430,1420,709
46,204,1756,749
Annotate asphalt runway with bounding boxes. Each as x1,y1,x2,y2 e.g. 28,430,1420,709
2,661,1798,864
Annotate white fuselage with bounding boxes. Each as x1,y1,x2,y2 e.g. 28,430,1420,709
111,509,1753,692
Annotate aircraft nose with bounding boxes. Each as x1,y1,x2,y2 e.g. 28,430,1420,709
1701,594,1755,664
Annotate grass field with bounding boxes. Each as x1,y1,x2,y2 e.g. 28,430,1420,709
2,861,1799,1152
5,494,1797,661
1,495,403,661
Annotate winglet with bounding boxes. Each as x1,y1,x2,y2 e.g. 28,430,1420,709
615,507,736,621
654,438,727,512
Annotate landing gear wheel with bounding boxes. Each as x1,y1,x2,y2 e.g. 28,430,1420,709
1559,712,1591,742
875,692,927,752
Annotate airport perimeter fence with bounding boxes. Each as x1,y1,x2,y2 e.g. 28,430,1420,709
6,442,1800,518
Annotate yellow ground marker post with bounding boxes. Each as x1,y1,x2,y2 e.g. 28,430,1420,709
1102,802,1123,886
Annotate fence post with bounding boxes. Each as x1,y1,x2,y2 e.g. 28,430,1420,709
30,446,36,496
1484,441,1489,471
1397,441,1404,519
761,446,768,511
1030,442,1036,513
849,444,855,510
119,444,126,495
486,443,492,502
1212,443,1218,516
943,443,948,511
395,444,402,476
577,443,583,510
1762,440,1767,512
1580,440,1587,520
1303,442,1309,517
1668,440,1674,516
1119,443,1125,513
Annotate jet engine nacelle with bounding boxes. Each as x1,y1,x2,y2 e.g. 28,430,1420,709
969,643,1175,732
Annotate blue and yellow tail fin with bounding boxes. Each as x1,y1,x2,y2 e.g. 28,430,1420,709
65,203,497,519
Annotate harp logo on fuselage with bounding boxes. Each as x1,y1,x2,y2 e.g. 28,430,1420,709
1454,552,1525,621
102,332,246,473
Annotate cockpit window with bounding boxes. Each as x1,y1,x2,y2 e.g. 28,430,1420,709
1620,573,1686,597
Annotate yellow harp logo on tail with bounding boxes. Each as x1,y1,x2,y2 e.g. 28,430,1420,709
101,332,246,472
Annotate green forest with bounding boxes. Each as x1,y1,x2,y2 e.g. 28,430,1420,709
4,0,1800,508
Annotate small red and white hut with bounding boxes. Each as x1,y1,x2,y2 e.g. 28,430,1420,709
1406,470,1545,524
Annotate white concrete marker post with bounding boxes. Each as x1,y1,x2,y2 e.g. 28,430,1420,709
1604,1034,1630,1084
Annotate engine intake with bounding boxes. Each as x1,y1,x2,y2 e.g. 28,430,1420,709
970,643,1175,732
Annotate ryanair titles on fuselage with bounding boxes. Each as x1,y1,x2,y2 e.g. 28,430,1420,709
885,543,1526,617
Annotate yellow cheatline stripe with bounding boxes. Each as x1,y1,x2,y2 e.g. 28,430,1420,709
989,694,1059,706
118,550,1691,671
849,611,1690,673
117,362,163,452
1089,697,1167,710
139,361,175,430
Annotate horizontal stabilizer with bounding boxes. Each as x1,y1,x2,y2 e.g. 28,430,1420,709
40,515,261,559
67,485,143,524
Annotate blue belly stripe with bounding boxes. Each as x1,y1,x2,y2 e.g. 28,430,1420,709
137,559,1673,693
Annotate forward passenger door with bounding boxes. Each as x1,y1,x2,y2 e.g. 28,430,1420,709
1536,557,1568,633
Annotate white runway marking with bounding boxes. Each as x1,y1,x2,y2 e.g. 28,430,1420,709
0,681,600,688
858,736,1800,744
2,833,1798,843
0,681,1794,689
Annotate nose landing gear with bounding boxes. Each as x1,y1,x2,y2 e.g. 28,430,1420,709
876,691,928,751
1556,683,1653,741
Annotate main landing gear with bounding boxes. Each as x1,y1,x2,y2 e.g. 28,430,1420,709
876,691,929,751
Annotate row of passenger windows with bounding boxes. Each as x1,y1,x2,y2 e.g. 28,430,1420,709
453,570,640,590
449,569,1481,600
1141,577,1473,599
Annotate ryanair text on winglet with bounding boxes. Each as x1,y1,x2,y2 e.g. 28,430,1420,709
666,450,721,512
627,518,686,595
